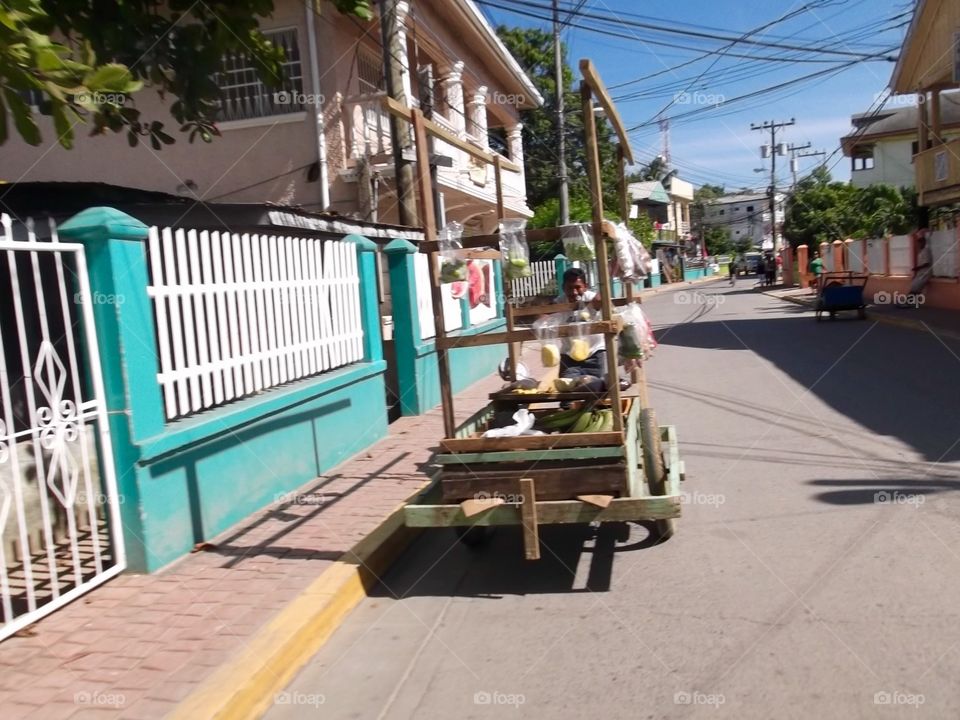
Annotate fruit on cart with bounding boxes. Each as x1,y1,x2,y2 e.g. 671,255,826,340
539,406,585,430
541,343,560,367
502,254,532,280
569,409,595,433
440,261,467,283
569,338,591,362
551,377,577,393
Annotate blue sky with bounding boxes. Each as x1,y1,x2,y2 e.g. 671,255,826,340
480,0,914,190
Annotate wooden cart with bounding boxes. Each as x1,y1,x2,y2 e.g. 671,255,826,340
384,60,685,559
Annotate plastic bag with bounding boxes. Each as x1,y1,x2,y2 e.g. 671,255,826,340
532,313,563,367
499,219,532,280
616,302,657,365
565,301,600,362
482,409,545,438
608,222,651,282
561,223,596,262
438,221,467,284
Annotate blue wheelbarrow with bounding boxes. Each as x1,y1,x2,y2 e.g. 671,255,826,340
815,272,868,321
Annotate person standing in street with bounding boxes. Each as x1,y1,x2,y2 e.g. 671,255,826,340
808,251,824,293
729,257,738,286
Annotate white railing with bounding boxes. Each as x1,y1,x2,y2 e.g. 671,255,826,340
343,93,391,159
888,234,912,275
930,228,959,278
512,259,556,300
866,238,886,274
0,214,124,640
147,227,364,421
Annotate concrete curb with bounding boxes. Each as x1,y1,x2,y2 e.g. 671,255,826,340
762,290,960,341
170,485,428,720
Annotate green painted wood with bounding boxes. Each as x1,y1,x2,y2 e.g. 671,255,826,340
554,253,568,291
454,403,496,438
434,445,625,464
624,400,642,498
384,238,422,416
404,495,680,526
663,424,682,497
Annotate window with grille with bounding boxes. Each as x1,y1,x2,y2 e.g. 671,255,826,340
217,28,305,122
357,46,385,95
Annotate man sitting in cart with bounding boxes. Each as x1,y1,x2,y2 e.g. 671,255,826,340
555,267,606,386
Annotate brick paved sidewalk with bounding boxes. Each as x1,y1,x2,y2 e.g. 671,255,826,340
0,354,530,720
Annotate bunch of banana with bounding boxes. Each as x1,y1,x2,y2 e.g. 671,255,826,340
539,407,615,433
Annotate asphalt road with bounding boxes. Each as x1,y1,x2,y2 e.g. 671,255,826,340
267,278,960,720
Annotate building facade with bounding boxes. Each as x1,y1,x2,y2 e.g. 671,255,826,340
840,98,960,190
0,0,541,233
701,191,786,249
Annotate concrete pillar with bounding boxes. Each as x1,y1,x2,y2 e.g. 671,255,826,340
797,244,809,288
507,122,525,192
468,86,489,146
843,238,856,272
394,1,413,106
439,60,465,134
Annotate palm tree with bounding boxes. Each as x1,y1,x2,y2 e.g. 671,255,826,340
636,155,679,184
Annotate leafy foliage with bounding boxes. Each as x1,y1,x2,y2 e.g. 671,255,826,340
703,225,732,256
496,25,621,218
0,0,372,148
783,167,918,247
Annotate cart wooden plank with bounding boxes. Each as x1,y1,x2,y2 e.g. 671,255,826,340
434,446,625,464
519,478,540,560
440,431,623,453
404,495,681,526
439,464,626,502
434,320,620,350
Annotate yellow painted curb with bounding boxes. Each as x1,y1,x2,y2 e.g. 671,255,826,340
170,494,423,720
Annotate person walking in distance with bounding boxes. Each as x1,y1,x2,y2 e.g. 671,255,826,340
808,251,824,293
729,257,738,286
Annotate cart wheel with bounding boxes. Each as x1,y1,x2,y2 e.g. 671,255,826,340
640,409,674,542
454,525,491,548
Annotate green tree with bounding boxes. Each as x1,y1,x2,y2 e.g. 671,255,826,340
496,25,621,218
629,155,678,184
703,225,731,256
783,167,857,248
0,0,372,149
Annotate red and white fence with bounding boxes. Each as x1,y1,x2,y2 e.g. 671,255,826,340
147,228,364,421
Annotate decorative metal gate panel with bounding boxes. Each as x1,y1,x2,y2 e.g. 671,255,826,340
0,214,125,641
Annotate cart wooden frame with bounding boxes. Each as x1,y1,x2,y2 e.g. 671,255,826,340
385,60,684,559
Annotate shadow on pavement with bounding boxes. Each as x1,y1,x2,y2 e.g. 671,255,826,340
655,313,960,464
807,477,959,506
369,521,665,598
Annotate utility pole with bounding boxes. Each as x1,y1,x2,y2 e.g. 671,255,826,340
553,0,569,225
751,118,794,254
792,147,827,188
786,142,811,191
379,0,417,226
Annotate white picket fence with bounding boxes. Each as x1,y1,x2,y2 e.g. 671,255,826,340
511,259,555,299
147,227,364,421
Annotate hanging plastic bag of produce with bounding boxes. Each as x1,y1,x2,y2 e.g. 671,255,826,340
561,223,596,262
438,221,467,284
499,218,532,280
615,302,657,369
532,312,564,367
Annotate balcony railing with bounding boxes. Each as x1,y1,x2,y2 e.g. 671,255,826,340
916,138,960,207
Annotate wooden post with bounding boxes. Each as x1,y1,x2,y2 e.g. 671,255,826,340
930,88,942,146
581,81,624,432
519,478,539,560
411,109,456,439
918,91,929,154
495,155,520,380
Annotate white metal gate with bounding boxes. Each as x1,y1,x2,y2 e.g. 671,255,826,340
0,214,125,641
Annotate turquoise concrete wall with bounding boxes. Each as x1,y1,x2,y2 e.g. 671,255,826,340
61,208,388,572
684,268,706,281
385,238,506,416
